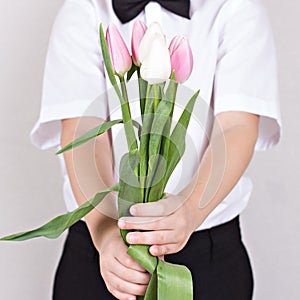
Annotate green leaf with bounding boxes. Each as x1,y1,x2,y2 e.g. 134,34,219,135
157,260,193,300
127,244,157,274
56,119,141,155
137,70,148,118
146,80,178,202
132,120,142,140
118,151,141,218
139,85,154,202
126,246,193,300
164,78,177,117
158,79,178,167
144,270,158,300
146,156,167,203
119,76,139,152
99,24,118,91
146,81,178,202
100,24,138,153
56,119,123,155
118,151,141,243
164,90,200,185
148,92,173,174
153,84,161,112
127,62,138,81
0,184,119,241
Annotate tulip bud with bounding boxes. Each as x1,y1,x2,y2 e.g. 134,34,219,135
106,24,132,76
169,36,193,83
139,23,171,84
138,22,165,64
131,20,147,66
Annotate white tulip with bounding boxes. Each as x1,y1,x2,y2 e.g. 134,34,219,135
139,24,171,84
138,22,165,63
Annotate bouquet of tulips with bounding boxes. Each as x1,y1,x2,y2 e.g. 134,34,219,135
1,21,199,300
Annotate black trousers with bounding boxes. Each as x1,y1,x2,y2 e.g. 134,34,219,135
53,216,253,300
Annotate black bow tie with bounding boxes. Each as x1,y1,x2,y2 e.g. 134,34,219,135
112,0,190,24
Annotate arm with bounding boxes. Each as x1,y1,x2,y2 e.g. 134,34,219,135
118,111,259,256
61,117,150,300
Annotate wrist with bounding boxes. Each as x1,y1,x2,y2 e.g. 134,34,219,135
183,189,208,231
85,214,120,253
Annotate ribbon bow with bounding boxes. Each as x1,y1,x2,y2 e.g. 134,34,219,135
113,0,190,23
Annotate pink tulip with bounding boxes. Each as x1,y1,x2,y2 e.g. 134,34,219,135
106,24,132,76
169,36,193,83
131,20,147,66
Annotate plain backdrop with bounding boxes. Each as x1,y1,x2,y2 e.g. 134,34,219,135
0,1,299,299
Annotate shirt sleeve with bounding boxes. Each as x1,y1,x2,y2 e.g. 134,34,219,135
213,0,281,151
30,0,109,150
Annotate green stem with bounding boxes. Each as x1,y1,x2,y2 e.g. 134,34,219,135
139,84,153,202
137,68,148,119
119,76,138,153
161,79,178,163
153,84,159,112
144,84,152,117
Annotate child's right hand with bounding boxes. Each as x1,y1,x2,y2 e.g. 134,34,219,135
98,229,151,300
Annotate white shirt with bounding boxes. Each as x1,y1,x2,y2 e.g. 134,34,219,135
30,0,281,230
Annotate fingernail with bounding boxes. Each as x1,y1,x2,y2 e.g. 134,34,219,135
150,246,159,256
129,205,136,215
118,219,125,228
127,234,136,243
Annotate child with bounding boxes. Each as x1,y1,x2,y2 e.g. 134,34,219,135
31,0,281,299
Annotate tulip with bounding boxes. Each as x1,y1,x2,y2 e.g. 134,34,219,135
138,22,165,63
106,24,132,76
169,36,193,83
138,23,171,84
131,20,147,66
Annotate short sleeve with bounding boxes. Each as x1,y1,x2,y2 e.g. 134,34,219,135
31,0,109,150
213,0,281,150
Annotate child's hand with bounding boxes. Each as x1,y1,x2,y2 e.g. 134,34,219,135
118,194,200,257
98,229,151,300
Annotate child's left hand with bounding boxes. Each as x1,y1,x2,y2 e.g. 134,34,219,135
118,194,201,256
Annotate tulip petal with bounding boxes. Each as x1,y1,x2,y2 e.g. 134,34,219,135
131,20,147,66
169,36,193,83
106,24,132,76
138,22,165,64
140,33,171,84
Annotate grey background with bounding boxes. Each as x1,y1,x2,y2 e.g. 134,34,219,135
0,0,299,299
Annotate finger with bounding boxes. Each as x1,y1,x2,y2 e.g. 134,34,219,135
126,230,177,246
158,255,165,261
115,258,151,284
112,259,151,285
130,201,165,217
118,216,167,231
108,241,146,273
117,246,148,273
130,197,184,217
149,243,181,256
107,271,148,296
101,254,145,282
